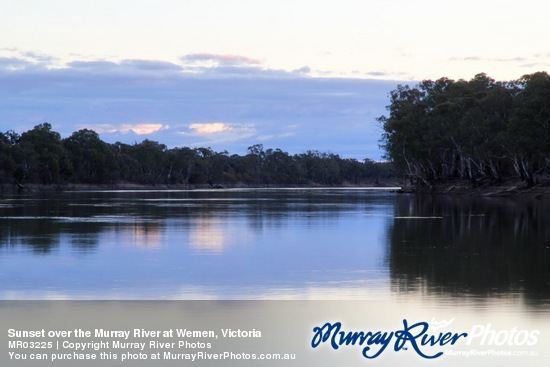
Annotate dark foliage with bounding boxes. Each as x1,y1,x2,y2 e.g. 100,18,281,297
379,72,550,187
1,127,395,187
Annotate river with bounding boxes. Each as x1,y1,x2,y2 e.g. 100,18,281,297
1,188,549,365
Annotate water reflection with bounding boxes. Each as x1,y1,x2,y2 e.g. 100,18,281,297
126,222,163,249
388,194,550,305
0,189,549,305
189,218,229,254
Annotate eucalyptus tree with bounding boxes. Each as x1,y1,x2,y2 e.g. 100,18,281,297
508,72,550,185
0,131,17,183
63,129,116,183
378,73,543,186
17,123,72,184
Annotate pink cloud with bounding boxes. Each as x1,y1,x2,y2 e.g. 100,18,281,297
78,123,169,135
189,123,233,134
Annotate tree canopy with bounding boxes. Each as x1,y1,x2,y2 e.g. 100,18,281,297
0,126,394,187
378,72,550,187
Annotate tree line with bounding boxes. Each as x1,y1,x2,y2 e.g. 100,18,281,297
378,72,550,187
0,123,394,187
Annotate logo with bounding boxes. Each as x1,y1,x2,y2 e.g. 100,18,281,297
311,319,468,359
467,324,539,346
428,317,455,333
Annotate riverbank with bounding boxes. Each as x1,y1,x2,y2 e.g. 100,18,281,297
0,180,402,194
5,178,550,198
399,178,550,199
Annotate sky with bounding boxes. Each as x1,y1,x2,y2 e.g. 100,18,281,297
1,0,549,160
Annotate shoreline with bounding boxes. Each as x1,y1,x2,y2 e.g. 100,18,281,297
398,178,550,199
3,179,550,199
0,181,402,194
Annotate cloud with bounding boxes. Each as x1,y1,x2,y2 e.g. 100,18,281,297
20,50,58,64
67,60,119,71
120,123,169,134
122,60,183,71
533,52,550,59
189,122,233,134
67,59,183,74
79,123,169,135
292,66,311,75
76,124,118,134
0,57,33,71
179,53,291,79
256,132,296,141
450,56,527,63
520,63,550,70
0,50,405,159
185,123,256,144
352,70,411,80
366,71,389,77
0,48,59,69
182,53,261,66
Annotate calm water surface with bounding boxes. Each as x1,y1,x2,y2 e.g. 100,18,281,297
2,188,549,366
0,188,549,303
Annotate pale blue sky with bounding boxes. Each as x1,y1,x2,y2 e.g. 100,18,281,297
1,0,549,159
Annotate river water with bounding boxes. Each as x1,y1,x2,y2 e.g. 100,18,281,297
1,188,549,365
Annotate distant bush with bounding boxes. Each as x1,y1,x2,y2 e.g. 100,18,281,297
1,124,396,187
